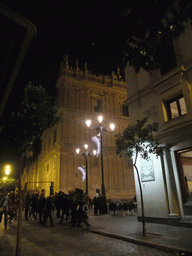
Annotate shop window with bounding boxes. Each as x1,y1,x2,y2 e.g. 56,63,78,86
166,95,187,120
122,104,129,117
93,99,103,113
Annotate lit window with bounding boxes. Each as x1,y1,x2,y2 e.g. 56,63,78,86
166,95,187,120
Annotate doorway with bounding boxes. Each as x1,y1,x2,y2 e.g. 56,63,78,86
176,149,192,216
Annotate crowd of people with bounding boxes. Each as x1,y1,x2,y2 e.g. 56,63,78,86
24,188,91,228
0,188,136,229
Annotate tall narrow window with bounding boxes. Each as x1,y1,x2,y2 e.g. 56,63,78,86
166,95,187,120
93,99,103,113
122,104,129,117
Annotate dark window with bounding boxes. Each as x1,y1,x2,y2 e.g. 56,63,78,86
93,99,103,113
122,104,129,117
166,95,187,120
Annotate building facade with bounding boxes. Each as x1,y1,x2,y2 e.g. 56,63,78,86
21,56,135,200
124,22,192,221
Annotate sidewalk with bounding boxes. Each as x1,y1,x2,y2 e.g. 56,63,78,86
87,211,192,255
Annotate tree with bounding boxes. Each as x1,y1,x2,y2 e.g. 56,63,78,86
90,0,192,74
0,177,15,193
1,81,59,157
0,81,59,256
115,117,163,236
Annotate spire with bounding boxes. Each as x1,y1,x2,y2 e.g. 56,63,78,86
111,71,115,86
75,60,79,71
74,60,79,77
117,67,121,80
64,54,69,70
84,62,88,79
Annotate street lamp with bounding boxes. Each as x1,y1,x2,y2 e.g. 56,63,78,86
76,144,96,195
5,165,11,176
86,115,115,197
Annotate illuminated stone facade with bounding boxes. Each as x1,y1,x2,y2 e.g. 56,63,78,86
21,56,135,200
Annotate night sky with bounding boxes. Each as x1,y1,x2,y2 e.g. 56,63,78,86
0,0,125,177
1,0,123,86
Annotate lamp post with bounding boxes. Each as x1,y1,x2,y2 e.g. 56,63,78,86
86,115,115,197
76,144,96,195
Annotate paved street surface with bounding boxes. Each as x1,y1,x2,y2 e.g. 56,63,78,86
0,210,191,256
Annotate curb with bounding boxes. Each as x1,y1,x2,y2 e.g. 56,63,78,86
87,229,192,255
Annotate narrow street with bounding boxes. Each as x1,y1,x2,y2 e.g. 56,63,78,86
0,211,175,256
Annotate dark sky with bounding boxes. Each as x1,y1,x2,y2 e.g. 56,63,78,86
0,0,125,177
1,0,120,86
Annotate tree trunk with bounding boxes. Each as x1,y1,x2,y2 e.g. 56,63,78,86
134,152,146,236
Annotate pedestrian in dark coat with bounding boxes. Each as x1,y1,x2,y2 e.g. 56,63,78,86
93,193,101,215
31,191,39,220
54,191,63,218
25,192,31,220
60,193,70,223
77,204,90,228
38,189,46,224
43,193,54,227
69,190,78,227
0,194,9,228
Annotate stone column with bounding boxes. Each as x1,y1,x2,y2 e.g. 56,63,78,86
163,146,180,217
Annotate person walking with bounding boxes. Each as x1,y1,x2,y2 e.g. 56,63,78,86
38,189,46,224
54,191,63,218
60,193,70,223
93,193,101,215
31,190,39,220
77,203,90,228
24,192,31,220
0,193,9,228
69,190,78,227
43,193,54,227
75,189,90,228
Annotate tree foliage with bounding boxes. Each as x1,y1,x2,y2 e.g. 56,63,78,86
115,117,163,161
1,82,59,156
91,0,192,74
0,177,15,189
